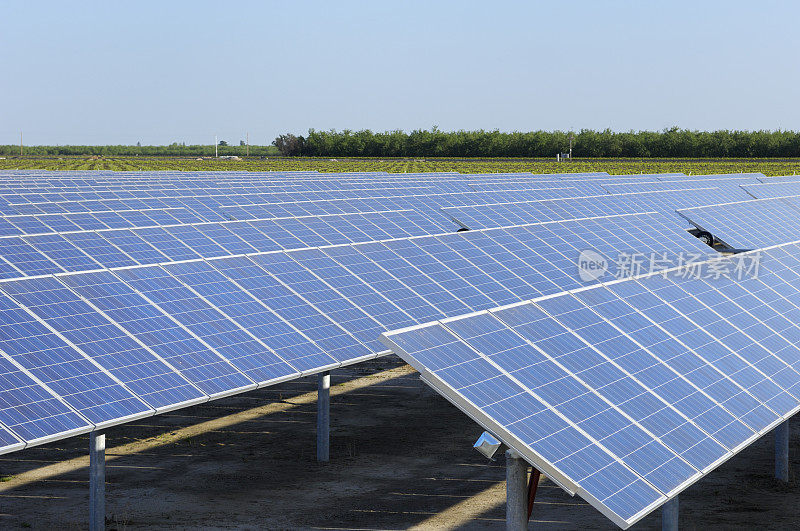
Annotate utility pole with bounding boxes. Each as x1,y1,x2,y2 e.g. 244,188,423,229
215,135,218,158
246,132,249,157
20,132,23,156
569,133,574,159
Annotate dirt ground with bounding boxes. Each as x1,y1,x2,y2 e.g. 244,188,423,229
0,356,797,530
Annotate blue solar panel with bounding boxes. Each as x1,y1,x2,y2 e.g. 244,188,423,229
382,321,665,526
134,227,203,261
290,248,417,330
63,231,139,268
26,234,102,272
445,312,700,494
163,260,335,373
742,181,800,199
570,285,756,450
115,265,299,385
0,354,87,444
193,224,258,255
0,237,64,276
7,216,53,234
0,276,205,410
0,284,152,425
163,225,229,257
99,229,170,265
207,255,364,368
322,244,446,323
603,279,779,436
57,271,255,397
251,252,386,353
677,197,800,249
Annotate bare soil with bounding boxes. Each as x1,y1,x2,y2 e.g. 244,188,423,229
0,357,797,530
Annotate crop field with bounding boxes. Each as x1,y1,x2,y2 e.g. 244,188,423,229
4,156,800,175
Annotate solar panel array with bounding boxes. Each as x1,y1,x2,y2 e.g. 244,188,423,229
755,175,800,184
383,244,800,528
0,168,781,529
678,197,800,250
743,181,800,199
441,188,743,230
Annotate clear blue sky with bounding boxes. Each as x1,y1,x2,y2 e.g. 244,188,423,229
1,1,798,146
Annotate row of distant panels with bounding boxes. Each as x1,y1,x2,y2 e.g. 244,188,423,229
0,188,585,235
0,210,445,278
678,195,800,250
0,179,767,230
0,210,710,454
0,172,783,200
0,186,757,281
0,186,587,215
0,172,613,195
0,186,774,282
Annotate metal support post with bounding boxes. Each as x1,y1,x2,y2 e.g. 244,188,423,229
317,371,330,462
662,496,678,531
506,450,527,531
776,420,789,482
89,431,105,531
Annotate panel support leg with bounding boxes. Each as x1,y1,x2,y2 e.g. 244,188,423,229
776,420,789,482
662,496,678,531
506,450,527,531
317,371,330,462
89,431,105,531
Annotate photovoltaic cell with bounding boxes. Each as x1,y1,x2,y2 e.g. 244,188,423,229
0,276,204,410
163,260,335,373
114,265,299,384
0,354,88,443
0,284,151,424
208,255,368,367
57,271,255,397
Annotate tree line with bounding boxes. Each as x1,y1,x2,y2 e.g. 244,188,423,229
0,144,278,157
272,128,800,158
8,128,800,158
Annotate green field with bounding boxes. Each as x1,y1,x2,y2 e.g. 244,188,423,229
3,156,800,176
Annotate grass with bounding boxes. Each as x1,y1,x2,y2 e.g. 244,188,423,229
2,156,800,176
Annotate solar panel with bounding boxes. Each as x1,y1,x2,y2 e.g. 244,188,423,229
381,245,800,528
755,175,800,184
208,255,373,367
742,181,800,199
10,167,800,531
603,178,758,202
0,282,153,425
677,197,800,249
164,260,338,373
0,210,450,278
441,189,722,230
0,275,205,410
57,271,257,397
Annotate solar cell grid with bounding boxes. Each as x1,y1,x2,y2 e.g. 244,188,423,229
164,260,338,373
5,169,800,529
0,283,152,425
115,266,299,385
57,271,256,397
381,241,800,528
678,197,800,249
